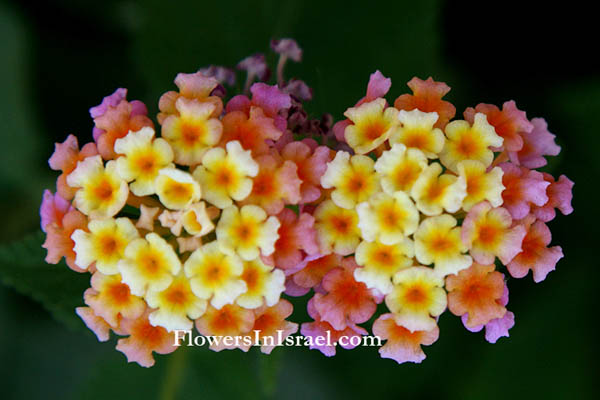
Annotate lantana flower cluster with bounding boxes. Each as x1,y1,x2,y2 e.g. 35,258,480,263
40,39,574,367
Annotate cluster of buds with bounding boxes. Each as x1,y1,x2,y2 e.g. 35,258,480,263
40,39,573,367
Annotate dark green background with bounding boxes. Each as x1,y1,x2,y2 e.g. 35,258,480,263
1,0,597,399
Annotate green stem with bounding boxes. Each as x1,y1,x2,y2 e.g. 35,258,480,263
159,346,188,400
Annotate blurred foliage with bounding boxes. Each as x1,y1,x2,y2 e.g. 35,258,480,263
0,0,598,399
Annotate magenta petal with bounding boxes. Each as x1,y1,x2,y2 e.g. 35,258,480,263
40,190,71,232
250,83,292,116
484,311,515,343
89,88,127,118
365,70,392,100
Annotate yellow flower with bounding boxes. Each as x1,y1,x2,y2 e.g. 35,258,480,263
146,272,207,331
374,143,428,194
457,160,504,211
118,232,181,297
385,266,447,332
440,112,503,172
184,241,247,308
155,168,201,210
344,98,399,154
354,239,414,294
181,202,216,237
314,199,361,255
192,140,258,209
72,217,139,274
321,151,380,209
216,205,280,261
114,127,174,196
357,191,419,245
66,155,128,219
410,162,466,216
236,258,286,309
414,215,472,277
390,109,446,158
161,97,223,165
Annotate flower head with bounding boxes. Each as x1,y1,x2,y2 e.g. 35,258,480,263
394,77,456,129
357,191,419,244
461,201,526,265
92,98,154,160
67,155,129,219
321,151,380,209
114,127,174,196
236,258,285,309
280,141,331,203
314,200,361,255
216,205,280,260
116,310,178,367
313,257,379,330
499,163,549,220
72,217,139,274
193,140,258,208
48,135,98,200
344,98,399,154
464,101,532,153
532,173,574,222
161,98,223,165
146,272,208,331
507,218,564,282
118,233,181,297
373,313,439,364
510,117,561,168
84,271,145,327
301,297,368,357
354,239,414,294
385,266,446,332
242,153,302,214
446,262,506,328
245,299,298,354
221,107,282,156
155,168,201,210
390,109,445,158
374,144,428,194
195,304,254,351
414,215,472,277
440,113,503,172
410,162,466,216
269,209,319,271
183,241,247,308
457,160,504,211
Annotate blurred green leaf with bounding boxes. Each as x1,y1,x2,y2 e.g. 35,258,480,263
0,231,89,329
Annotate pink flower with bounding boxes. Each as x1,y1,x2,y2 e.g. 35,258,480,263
237,53,270,81
532,173,574,222
281,141,331,203
226,83,291,132
373,313,439,364
509,118,560,168
42,209,88,272
271,39,303,62
313,257,380,330
268,209,319,271
40,190,72,232
48,135,98,200
93,99,154,159
499,163,550,220
333,70,392,143
460,283,515,343
116,310,178,368
464,101,533,152
76,306,114,342
394,77,456,129
300,297,367,357
507,218,564,282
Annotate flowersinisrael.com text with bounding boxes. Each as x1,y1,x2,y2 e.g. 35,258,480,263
173,330,382,348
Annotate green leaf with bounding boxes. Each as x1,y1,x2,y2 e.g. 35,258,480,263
0,231,89,330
